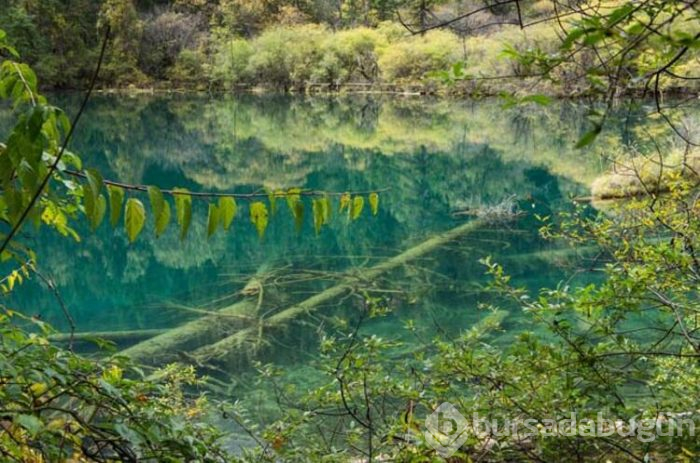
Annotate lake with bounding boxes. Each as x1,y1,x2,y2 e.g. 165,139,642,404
4,93,651,418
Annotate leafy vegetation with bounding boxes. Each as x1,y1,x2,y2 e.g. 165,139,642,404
2,0,700,461
0,24,382,462
2,0,697,95
229,150,700,461
0,310,226,461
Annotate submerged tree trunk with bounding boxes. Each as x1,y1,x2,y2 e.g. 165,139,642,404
49,329,167,344
192,219,486,364
120,276,269,365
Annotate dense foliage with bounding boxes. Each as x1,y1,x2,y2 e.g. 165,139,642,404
2,0,700,461
2,0,697,94
231,154,700,462
0,24,379,462
0,310,226,461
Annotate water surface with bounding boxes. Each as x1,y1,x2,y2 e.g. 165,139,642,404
5,94,638,365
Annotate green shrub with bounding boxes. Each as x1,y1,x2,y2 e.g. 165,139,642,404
0,311,227,461
168,48,207,87
313,27,387,85
378,29,462,81
247,24,327,89
212,38,254,88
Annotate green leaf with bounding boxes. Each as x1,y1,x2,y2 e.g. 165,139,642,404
173,189,192,240
369,192,379,216
148,186,169,237
219,196,237,231
155,200,170,238
561,28,586,50
93,194,106,230
286,188,301,210
293,200,304,233
267,189,282,215
339,193,351,213
83,185,95,224
124,198,145,243
250,201,268,238
85,168,103,198
312,199,324,235
351,196,364,220
605,3,635,28
16,414,43,437
207,203,220,238
107,185,125,227
520,94,552,106
286,188,304,232
575,124,602,149
83,169,105,230
320,195,331,224
148,186,164,223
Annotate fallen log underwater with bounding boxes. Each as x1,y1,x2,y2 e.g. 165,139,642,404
191,218,488,364
117,219,487,367
119,277,268,365
49,329,167,344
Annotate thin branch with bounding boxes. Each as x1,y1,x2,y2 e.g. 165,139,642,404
34,270,76,351
0,27,110,256
63,169,390,199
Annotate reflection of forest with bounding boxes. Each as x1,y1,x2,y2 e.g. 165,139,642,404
4,95,635,331
65,94,610,189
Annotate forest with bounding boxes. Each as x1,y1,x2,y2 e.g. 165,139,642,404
1,0,700,462
2,0,698,94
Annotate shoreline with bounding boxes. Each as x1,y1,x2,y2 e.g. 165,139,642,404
47,81,700,100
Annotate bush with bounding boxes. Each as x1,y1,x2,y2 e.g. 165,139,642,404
0,311,227,461
212,38,254,88
378,29,462,81
168,48,207,87
139,7,204,80
312,27,387,85
247,24,327,90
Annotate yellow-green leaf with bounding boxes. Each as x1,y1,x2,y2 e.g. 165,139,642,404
83,168,104,230
83,186,106,231
107,185,125,227
219,196,237,231
85,168,103,198
369,192,379,216
351,196,364,220
286,188,304,232
293,200,304,233
250,201,268,238
148,186,164,223
312,199,324,235
286,188,301,214
267,189,284,215
173,189,192,240
93,194,106,230
207,203,220,238
339,193,350,213
125,198,145,243
155,200,170,238
321,195,331,224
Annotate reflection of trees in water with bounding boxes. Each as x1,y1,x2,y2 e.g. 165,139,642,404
8,94,644,331
60,94,625,188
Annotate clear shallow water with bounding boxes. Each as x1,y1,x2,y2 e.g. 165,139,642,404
4,94,638,367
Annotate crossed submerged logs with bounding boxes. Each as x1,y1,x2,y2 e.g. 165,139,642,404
119,275,273,365
118,218,489,367
191,218,490,365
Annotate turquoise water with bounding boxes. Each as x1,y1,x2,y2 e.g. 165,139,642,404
5,94,637,367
